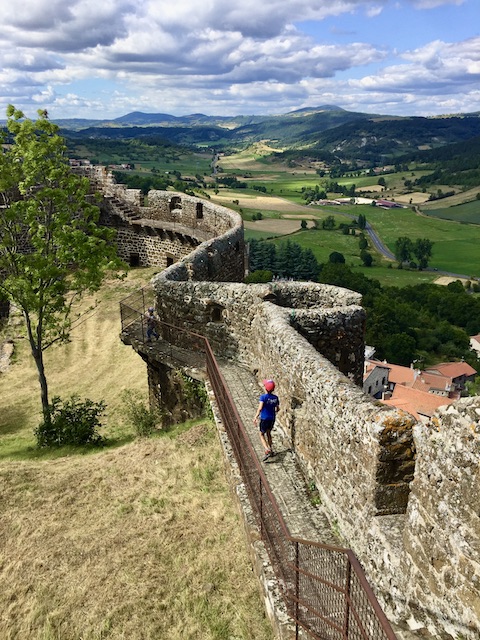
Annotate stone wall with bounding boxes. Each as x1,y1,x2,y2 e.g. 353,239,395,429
82,165,245,278
148,234,480,639
99,162,480,638
113,224,199,268
401,400,480,637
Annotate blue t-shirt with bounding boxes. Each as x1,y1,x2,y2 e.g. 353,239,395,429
259,393,279,421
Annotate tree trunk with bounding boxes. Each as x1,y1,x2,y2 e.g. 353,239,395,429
24,312,50,425
34,351,50,425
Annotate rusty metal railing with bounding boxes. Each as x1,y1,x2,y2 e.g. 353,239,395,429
120,290,398,640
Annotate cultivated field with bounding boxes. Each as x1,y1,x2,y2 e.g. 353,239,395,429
0,268,274,640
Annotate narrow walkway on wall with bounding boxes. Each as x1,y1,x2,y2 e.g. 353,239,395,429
217,360,419,640
217,360,342,546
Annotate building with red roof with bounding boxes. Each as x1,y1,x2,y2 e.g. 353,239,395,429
364,358,476,421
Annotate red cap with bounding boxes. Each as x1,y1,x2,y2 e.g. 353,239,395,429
263,379,275,392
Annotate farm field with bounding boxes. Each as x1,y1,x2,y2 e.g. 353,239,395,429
70,139,480,283
422,198,480,225
361,206,480,276
213,184,480,281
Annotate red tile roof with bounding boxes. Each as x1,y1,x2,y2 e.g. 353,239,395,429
411,372,452,394
367,360,416,385
425,362,477,379
382,385,455,419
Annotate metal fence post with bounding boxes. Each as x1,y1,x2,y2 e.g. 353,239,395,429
295,541,300,640
344,556,352,639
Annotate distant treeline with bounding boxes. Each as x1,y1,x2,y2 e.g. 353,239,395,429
402,136,480,190
247,239,320,282
111,170,204,195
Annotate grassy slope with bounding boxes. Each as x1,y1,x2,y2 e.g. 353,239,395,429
0,268,273,640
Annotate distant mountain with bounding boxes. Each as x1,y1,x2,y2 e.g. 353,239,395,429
113,111,180,125
58,107,480,162
287,105,346,115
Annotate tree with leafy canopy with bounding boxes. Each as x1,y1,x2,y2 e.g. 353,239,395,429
394,236,414,265
0,105,124,428
413,238,434,270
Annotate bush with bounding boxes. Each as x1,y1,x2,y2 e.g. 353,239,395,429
35,395,106,447
245,269,273,283
329,251,345,264
121,389,162,437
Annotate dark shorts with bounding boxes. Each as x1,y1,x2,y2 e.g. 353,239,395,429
259,419,275,434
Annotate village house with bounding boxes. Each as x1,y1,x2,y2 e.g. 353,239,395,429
363,358,477,422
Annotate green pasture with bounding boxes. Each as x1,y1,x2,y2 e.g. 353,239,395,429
351,265,437,287
270,229,363,266
131,154,212,177
423,200,480,225
244,228,284,240
357,206,480,276
263,228,439,286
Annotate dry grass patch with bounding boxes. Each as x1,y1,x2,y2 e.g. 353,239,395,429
0,268,157,452
244,218,314,234
0,267,274,639
0,432,274,639
211,192,309,213
434,276,468,286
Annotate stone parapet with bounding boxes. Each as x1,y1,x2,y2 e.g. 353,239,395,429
101,160,480,638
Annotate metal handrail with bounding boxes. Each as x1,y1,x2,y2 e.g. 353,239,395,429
119,291,398,640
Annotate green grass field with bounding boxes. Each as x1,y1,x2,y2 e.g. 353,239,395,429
423,199,480,225
359,206,480,276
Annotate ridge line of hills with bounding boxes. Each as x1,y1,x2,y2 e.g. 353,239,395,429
54,106,480,165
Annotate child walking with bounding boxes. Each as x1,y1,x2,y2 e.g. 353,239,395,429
253,379,280,461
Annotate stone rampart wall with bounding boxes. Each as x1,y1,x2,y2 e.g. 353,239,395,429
97,161,480,638
115,226,194,267
83,165,245,279
401,400,480,636
147,190,234,236
149,232,480,639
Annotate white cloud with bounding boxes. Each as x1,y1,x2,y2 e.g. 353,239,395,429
0,0,476,119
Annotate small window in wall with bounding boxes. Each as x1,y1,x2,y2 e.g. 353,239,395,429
166,256,175,267
129,252,140,267
196,202,204,219
262,293,277,303
169,196,182,212
234,241,240,252
0,299,10,319
210,305,224,323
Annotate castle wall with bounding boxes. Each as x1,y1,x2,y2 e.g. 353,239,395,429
93,162,480,638
401,400,480,636
114,224,196,268
148,235,480,638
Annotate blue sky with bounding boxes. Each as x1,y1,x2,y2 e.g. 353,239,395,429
0,0,478,120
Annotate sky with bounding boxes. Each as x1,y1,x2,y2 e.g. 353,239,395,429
1,0,479,121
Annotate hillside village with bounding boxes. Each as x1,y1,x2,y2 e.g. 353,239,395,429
364,354,477,421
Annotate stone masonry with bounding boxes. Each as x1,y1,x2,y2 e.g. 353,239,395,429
86,165,480,639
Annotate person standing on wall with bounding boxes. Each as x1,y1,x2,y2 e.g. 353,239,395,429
253,379,280,461
145,306,159,342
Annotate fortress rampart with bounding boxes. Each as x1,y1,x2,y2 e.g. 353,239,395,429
87,165,480,639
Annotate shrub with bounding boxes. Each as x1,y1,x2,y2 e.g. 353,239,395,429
121,389,162,437
35,395,106,447
329,251,345,264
